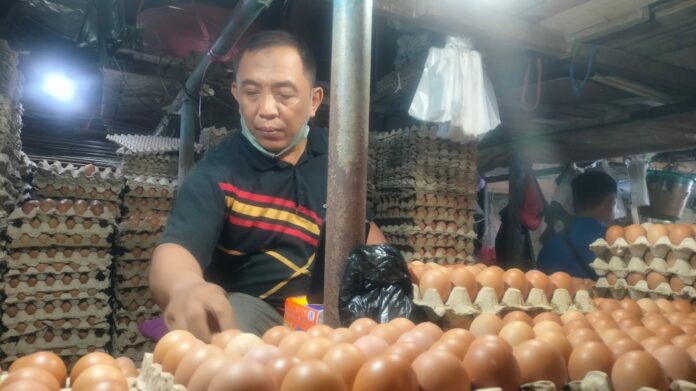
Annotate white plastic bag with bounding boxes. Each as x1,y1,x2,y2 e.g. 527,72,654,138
408,37,501,141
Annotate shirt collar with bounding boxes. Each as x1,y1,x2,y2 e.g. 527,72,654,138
240,126,327,172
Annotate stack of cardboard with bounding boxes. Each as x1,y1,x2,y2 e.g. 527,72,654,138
199,125,235,152
112,175,176,362
107,134,202,179
369,125,479,265
1,162,121,367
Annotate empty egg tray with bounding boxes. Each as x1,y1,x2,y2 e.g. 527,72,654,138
594,277,696,301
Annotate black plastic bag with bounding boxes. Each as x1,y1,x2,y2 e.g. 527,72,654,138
339,244,423,325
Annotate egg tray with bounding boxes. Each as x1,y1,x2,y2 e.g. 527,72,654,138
590,236,696,262
3,289,109,305
115,299,161,315
375,194,476,210
117,232,163,250
113,331,152,350
34,159,124,183
7,201,118,221
5,249,111,268
107,134,202,156
591,255,696,286
115,261,151,279
0,346,108,370
7,220,114,238
371,124,478,149
386,238,475,255
33,184,120,202
134,353,187,391
381,222,476,238
118,248,154,262
2,274,110,296
414,286,594,327
594,277,696,301
114,342,155,364
2,303,112,327
126,176,177,199
376,207,475,223
3,295,110,316
118,218,166,234
402,252,475,265
4,317,110,338
123,196,173,212
115,286,155,303
8,233,111,249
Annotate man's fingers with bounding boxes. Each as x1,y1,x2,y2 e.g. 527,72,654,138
206,296,236,332
185,303,212,342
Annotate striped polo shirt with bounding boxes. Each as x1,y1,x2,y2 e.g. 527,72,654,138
160,127,329,309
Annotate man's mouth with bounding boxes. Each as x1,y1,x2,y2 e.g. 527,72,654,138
255,127,284,140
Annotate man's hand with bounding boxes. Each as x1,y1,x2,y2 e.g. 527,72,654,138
164,281,236,343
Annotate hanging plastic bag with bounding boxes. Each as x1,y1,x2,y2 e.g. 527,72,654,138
339,244,423,325
626,157,650,207
409,37,501,141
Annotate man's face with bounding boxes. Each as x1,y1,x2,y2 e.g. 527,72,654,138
231,45,323,153
598,195,617,225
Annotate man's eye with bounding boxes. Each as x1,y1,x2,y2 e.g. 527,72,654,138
245,90,260,96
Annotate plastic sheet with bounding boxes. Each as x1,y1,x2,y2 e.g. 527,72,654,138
408,37,501,142
339,244,423,325
627,157,650,207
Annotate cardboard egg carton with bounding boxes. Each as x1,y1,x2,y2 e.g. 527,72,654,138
414,286,594,327
8,200,118,221
375,178,478,194
118,248,154,262
34,160,124,183
116,342,155,364
121,156,178,179
4,270,110,290
590,236,696,261
117,232,163,250
126,175,177,199
123,196,173,212
5,261,109,277
116,274,152,290
6,249,111,268
402,252,475,265
107,134,202,156
3,317,109,338
3,273,110,296
114,308,158,326
7,220,113,238
386,237,475,254
135,353,187,391
591,254,696,285
35,183,121,202
118,215,167,234
116,260,151,279
375,196,475,211
115,297,160,314
594,277,696,301
3,290,109,305
114,331,152,350
0,331,111,358
2,301,111,326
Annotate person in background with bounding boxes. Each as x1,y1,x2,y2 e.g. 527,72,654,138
537,171,617,278
149,30,386,342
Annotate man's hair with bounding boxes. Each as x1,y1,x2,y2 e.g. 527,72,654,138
571,170,618,212
233,30,317,83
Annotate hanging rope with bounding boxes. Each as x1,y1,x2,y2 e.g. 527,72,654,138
569,44,598,98
520,57,542,112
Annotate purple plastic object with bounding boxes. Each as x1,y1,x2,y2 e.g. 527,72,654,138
139,318,169,342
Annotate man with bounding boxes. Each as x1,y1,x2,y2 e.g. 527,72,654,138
537,170,617,278
150,30,386,342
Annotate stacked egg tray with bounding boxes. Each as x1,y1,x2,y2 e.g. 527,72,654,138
112,176,175,360
199,125,235,151
1,199,117,367
590,226,696,301
0,40,31,228
369,126,479,265
33,161,124,202
107,134,201,179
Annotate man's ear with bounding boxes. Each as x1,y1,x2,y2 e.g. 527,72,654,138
309,86,324,118
231,82,240,103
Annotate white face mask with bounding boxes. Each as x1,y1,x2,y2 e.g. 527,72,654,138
239,116,309,159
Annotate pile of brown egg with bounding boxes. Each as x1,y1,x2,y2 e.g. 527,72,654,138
111,176,175,361
1,196,116,368
369,126,478,265
0,350,138,390
141,296,696,391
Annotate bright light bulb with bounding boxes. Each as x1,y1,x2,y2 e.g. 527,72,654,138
43,73,75,102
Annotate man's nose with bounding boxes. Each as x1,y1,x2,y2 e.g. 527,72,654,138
259,93,279,118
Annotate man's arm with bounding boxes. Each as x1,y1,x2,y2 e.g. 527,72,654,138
150,243,206,307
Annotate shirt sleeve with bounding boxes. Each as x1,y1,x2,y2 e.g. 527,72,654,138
159,162,225,269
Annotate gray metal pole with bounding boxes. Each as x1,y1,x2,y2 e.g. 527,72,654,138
324,0,373,327
176,0,272,180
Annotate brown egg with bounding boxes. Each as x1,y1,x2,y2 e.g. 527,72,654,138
606,225,625,245
295,337,334,360
646,272,668,290
568,341,614,380
307,324,333,338
525,270,553,299
9,351,67,387
114,357,138,378
533,320,564,336
389,318,415,333
413,322,443,341
352,354,418,391
323,343,367,389
549,271,573,295
611,351,669,391
173,344,223,386
669,224,695,246
626,272,645,286
2,367,61,391
70,352,118,383
419,269,452,301
412,350,471,391
533,312,562,325
609,338,644,360
513,339,567,390
225,333,264,356
187,356,235,391
502,311,533,326
463,336,521,391
349,318,378,337
502,268,529,299
369,324,402,345
278,331,311,355
624,224,647,244
449,268,478,300
211,329,243,348
40,199,57,212
641,336,671,351
600,329,629,345
384,342,423,362
647,224,670,245
498,321,535,347
265,356,300,387
476,267,505,300
536,331,572,364
656,298,676,314
396,331,435,354
655,323,684,340
567,328,602,347
328,327,356,344
153,330,196,363
652,344,696,382
469,314,503,337
353,335,389,357
408,264,427,284
21,200,40,214
673,299,694,313
280,359,346,391
206,359,277,391
72,365,127,391
0,381,51,391
638,298,660,315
